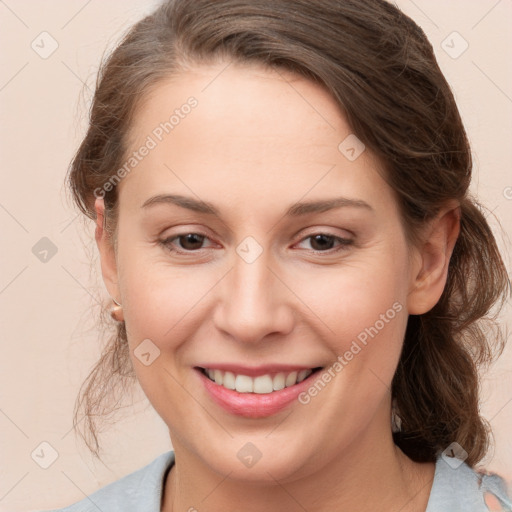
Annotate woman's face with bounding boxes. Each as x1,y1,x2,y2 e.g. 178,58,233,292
96,61,429,482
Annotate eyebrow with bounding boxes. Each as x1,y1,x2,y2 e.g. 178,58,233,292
141,194,374,216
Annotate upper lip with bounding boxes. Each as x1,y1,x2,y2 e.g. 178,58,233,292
195,363,322,377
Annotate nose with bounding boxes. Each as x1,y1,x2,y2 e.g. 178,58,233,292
213,244,295,344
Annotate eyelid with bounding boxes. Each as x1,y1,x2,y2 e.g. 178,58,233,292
295,225,355,240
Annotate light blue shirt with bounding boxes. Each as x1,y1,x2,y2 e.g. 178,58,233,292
40,450,512,511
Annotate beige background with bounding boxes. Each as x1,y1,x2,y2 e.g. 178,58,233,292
0,1,511,510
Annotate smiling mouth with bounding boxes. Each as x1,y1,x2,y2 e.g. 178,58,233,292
196,366,323,394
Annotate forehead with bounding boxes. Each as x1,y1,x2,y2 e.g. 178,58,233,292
128,61,344,156
118,61,394,215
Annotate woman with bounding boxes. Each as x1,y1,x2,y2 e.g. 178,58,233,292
44,0,511,510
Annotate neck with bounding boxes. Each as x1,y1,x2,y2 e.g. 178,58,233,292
162,421,435,512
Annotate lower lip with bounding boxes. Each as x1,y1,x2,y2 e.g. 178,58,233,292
195,368,320,418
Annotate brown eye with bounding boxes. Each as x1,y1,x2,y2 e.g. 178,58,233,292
298,233,354,253
309,234,336,251
176,233,206,251
160,233,211,253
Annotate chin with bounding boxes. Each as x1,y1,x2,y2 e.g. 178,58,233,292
200,438,314,483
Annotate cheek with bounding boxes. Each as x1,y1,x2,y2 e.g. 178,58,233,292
297,254,408,341
116,249,211,410
290,247,410,395
293,260,409,430
118,247,221,348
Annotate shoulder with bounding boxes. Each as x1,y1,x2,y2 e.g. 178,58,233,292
426,454,512,512
39,450,175,512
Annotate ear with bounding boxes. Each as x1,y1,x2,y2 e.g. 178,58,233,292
407,201,461,315
94,197,123,311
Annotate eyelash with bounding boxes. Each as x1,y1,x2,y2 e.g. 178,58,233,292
158,231,354,256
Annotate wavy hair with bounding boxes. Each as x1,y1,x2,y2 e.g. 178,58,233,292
66,0,510,465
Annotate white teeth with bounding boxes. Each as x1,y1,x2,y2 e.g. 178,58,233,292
297,369,312,382
214,369,223,385
235,374,253,393
223,371,236,390
253,375,273,394
203,368,315,393
285,371,298,387
273,372,286,391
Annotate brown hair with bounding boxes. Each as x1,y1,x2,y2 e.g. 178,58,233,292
67,0,510,465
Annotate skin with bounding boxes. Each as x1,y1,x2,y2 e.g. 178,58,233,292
94,60,460,512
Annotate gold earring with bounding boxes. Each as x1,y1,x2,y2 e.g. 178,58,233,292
110,297,123,321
